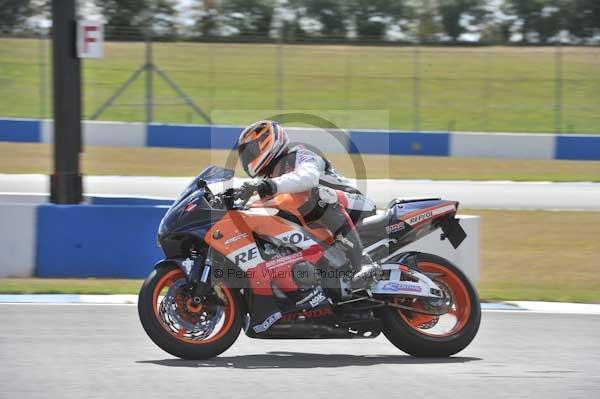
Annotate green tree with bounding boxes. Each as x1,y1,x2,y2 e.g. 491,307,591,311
564,0,600,40
98,0,148,39
193,0,220,37
416,0,441,42
304,0,348,37
98,0,178,40
502,0,563,43
0,0,33,34
149,0,178,39
438,0,485,42
351,0,408,40
219,0,276,37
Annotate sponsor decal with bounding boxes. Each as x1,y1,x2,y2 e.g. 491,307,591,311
295,288,320,305
281,307,334,321
184,202,197,212
405,204,457,226
296,151,317,165
385,221,406,234
381,281,422,293
265,252,303,269
224,232,249,246
253,312,282,333
407,211,433,226
280,231,312,245
309,292,326,308
234,246,259,266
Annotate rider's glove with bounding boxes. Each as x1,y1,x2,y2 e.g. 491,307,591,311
256,179,276,197
236,181,258,201
237,179,276,201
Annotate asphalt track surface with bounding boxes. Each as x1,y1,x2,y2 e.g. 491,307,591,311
1,304,599,399
2,174,600,210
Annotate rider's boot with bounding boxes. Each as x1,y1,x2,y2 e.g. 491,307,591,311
335,229,382,290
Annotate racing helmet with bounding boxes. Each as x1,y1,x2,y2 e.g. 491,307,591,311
238,120,289,177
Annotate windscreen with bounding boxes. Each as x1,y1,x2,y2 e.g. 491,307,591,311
197,165,235,184
176,165,234,201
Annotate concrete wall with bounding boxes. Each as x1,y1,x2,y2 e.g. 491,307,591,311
400,215,480,283
450,132,556,159
1,118,599,160
0,203,37,277
41,120,146,147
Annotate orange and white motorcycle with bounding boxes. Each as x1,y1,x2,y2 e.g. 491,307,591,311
138,165,481,359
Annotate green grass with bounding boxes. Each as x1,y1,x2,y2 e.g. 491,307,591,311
1,142,599,181
1,209,599,303
1,39,599,133
0,278,142,295
475,209,600,303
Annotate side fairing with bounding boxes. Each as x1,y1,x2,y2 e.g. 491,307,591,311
205,210,319,272
204,210,325,296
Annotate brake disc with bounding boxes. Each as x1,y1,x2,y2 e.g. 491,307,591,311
158,279,224,341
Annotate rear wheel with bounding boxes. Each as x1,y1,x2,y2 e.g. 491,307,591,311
379,253,481,357
138,264,244,359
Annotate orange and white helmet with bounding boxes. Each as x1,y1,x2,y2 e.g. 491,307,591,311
238,120,289,177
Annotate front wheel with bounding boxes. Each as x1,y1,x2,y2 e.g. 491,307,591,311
379,253,481,357
138,264,244,359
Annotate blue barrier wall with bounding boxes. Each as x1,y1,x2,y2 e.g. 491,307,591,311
36,204,168,278
555,135,600,161
349,130,450,156
147,124,240,149
0,118,40,143
2,118,599,161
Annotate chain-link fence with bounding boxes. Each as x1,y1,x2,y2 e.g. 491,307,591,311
0,29,599,133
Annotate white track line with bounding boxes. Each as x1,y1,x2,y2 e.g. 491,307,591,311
1,295,599,315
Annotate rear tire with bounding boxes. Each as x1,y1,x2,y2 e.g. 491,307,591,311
138,264,244,360
379,253,481,357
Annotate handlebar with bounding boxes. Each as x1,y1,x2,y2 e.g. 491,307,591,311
214,188,253,210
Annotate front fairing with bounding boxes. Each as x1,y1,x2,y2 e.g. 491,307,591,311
157,166,233,255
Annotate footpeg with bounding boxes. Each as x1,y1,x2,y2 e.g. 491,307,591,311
351,262,383,290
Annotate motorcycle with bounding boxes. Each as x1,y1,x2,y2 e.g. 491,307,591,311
138,165,481,359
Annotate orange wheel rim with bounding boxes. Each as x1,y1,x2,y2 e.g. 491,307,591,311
152,269,236,344
394,261,471,338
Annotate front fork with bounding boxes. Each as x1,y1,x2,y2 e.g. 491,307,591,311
190,255,212,304
155,252,213,304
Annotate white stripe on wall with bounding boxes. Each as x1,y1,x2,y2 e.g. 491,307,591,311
41,120,146,147
399,215,480,282
286,127,350,154
0,204,37,277
450,132,555,160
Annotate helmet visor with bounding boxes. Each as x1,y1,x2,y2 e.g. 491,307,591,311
238,141,261,172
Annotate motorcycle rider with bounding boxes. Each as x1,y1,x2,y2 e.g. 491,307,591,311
235,120,381,289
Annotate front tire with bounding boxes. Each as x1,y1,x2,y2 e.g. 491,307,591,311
379,253,481,357
138,264,244,360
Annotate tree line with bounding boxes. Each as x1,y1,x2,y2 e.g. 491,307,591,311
2,0,599,44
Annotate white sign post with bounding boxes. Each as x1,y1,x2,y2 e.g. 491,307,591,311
77,21,103,58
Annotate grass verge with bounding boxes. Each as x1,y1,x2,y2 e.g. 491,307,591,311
1,142,599,181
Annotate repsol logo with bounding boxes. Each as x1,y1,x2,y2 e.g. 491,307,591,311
234,246,259,266
281,232,312,245
408,211,433,226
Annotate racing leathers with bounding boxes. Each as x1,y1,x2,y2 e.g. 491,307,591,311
241,145,381,289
